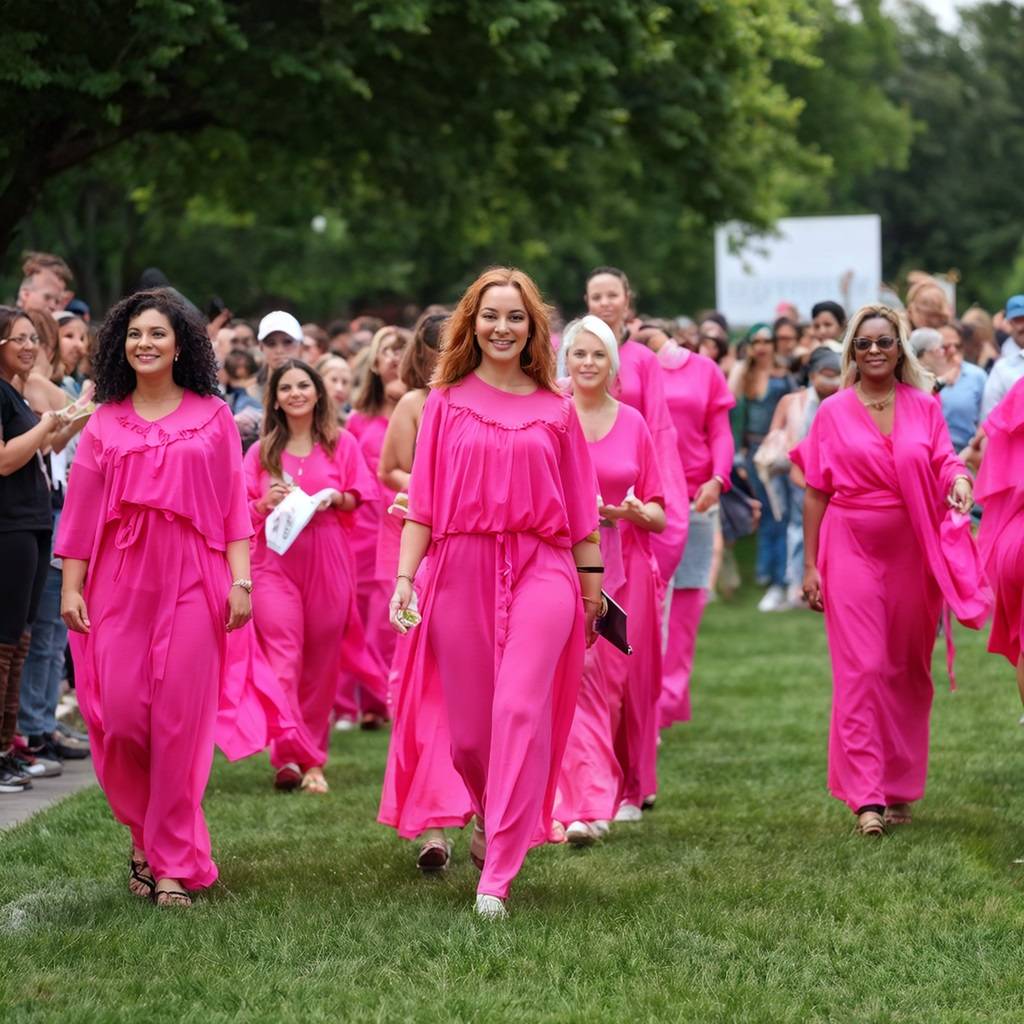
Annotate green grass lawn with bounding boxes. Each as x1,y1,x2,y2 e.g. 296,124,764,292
4,540,1024,1023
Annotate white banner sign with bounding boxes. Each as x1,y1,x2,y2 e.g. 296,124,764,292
715,215,882,326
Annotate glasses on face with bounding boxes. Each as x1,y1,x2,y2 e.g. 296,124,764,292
699,333,725,344
262,337,297,350
942,342,961,353
0,333,40,347
852,336,897,352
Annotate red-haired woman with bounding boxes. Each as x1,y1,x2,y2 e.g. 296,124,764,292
341,326,408,725
389,268,601,918
245,360,379,794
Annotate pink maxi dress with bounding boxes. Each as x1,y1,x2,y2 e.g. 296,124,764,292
56,393,255,890
244,435,380,769
340,411,394,718
554,404,664,824
658,349,735,727
976,377,1024,667
403,372,598,900
791,385,990,813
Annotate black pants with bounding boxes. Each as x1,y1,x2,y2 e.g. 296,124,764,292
0,530,51,645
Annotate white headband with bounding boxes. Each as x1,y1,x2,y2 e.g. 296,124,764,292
558,315,621,378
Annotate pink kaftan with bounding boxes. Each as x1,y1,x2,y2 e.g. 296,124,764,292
976,377,1024,666
400,372,598,899
658,349,735,727
55,392,258,890
554,404,664,824
612,341,688,581
791,385,990,812
244,435,380,768
340,412,394,718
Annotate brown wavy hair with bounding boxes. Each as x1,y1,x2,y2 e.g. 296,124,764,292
259,360,339,479
431,267,556,391
400,310,446,390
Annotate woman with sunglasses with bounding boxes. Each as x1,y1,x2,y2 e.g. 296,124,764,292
792,305,990,837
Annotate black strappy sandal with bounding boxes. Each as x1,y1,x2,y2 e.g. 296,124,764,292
129,857,156,900
153,884,193,908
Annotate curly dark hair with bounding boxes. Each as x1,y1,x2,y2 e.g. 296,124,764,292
92,288,220,402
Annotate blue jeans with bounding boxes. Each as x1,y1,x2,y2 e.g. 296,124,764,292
18,564,66,738
746,448,790,587
785,479,805,591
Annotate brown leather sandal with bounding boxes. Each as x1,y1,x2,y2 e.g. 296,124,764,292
855,810,887,837
884,803,913,826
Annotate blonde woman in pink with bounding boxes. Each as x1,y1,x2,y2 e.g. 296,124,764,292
57,289,253,907
553,316,665,845
638,326,735,729
389,267,601,918
791,305,990,837
343,326,408,725
245,360,379,794
970,377,1024,702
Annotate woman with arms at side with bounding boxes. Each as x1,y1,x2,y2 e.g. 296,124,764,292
389,267,601,918
792,305,990,837
57,289,254,907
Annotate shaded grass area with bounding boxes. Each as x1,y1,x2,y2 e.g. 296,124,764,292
3,539,1024,1022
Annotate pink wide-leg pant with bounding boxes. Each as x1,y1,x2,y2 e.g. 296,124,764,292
428,533,580,900
659,588,707,727
821,502,940,811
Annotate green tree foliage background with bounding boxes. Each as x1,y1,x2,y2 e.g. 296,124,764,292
0,0,1020,320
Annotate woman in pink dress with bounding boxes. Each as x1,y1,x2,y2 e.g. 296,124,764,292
970,377,1024,702
377,310,473,872
636,324,735,728
553,316,665,845
57,289,254,907
389,268,601,918
341,326,408,726
792,304,990,836
584,267,688,817
245,360,380,795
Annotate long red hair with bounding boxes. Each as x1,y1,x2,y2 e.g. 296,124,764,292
431,267,557,392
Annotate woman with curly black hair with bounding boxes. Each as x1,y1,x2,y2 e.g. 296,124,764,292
56,288,253,908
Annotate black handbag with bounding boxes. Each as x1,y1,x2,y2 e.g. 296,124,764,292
595,591,632,655
718,468,759,543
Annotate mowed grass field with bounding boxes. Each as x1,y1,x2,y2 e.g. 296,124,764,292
3,540,1024,1023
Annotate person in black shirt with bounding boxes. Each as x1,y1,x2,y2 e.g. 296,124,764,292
0,306,63,793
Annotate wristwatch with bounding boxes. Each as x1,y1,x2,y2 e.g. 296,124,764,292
231,578,254,593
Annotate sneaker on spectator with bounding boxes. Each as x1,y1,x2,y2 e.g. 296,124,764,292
11,749,62,779
55,721,89,744
757,585,786,612
48,732,90,760
0,756,32,793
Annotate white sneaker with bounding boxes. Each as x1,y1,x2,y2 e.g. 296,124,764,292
475,895,508,919
613,802,643,823
592,820,611,838
757,585,786,612
566,821,599,846
333,717,357,732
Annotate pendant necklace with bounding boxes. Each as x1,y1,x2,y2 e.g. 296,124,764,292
857,384,895,411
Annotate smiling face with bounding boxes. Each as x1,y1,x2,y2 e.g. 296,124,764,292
852,316,900,386
274,366,318,420
812,310,842,342
58,318,88,374
0,316,40,382
566,330,613,393
585,274,630,336
474,285,531,368
125,308,176,382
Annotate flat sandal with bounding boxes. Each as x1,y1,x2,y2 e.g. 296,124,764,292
855,810,887,837
129,856,156,900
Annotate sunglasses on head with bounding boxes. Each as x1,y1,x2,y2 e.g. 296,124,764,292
852,336,897,352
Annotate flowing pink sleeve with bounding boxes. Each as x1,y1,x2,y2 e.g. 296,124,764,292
636,421,665,507
244,441,268,529
707,369,736,489
54,419,104,560
559,403,600,544
790,412,834,495
407,389,442,528
337,430,380,506
219,406,254,542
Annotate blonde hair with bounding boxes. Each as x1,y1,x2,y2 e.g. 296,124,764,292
352,326,407,415
840,304,934,393
558,315,620,379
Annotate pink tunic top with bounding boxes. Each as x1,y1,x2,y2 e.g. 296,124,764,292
611,340,688,578
660,350,735,500
977,377,1024,664
345,412,391,577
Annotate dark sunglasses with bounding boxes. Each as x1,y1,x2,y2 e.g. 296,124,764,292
852,336,897,352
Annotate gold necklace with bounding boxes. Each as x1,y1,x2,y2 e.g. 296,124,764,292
857,384,895,411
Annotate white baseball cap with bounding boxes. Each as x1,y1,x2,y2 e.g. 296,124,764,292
257,310,303,343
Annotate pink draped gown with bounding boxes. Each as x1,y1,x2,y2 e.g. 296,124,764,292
976,377,1024,667
401,373,598,899
56,393,262,889
244,435,380,769
554,404,664,824
658,350,734,727
791,385,990,813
